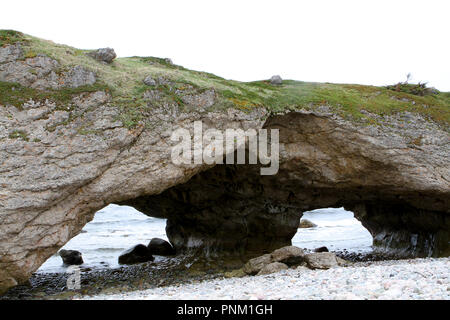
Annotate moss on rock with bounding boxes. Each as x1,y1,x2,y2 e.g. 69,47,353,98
0,81,110,111
0,30,25,47
1,30,449,129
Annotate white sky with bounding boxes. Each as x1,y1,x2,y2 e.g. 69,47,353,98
2,0,450,90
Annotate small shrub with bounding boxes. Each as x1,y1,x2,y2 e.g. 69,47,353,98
386,74,439,96
24,49,37,59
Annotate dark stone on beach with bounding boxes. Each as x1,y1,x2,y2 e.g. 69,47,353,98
305,252,338,269
118,244,154,265
256,262,288,275
270,246,305,266
148,238,176,256
314,246,329,253
58,250,83,266
243,254,272,275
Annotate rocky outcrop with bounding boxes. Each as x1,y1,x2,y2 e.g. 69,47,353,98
87,48,116,64
0,45,96,90
143,76,156,86
0,34,449,294
0,44,23,64
270,75,282,85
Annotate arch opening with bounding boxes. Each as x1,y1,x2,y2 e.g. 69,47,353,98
105,112,449,261
37,204,168,273
122,157,448,261
294,207,374,257
38,206,376,275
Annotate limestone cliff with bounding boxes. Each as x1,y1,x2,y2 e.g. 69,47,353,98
0,30,449,294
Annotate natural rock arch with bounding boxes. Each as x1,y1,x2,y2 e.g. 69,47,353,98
0,32,449,294
123,113,450,259
1,109,449,294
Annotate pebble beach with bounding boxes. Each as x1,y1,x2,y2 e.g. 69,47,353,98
85,257,450,300
2,206,448,300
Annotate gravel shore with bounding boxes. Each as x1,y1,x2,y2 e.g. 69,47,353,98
84,258,450,300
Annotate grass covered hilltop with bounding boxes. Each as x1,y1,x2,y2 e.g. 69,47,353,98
1,30,449,129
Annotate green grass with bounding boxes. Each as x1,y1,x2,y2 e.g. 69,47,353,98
0,81,110,111
263,82,450,123
0,30,25,46
212,79,450,125
136,56,186,70
1,30,449,129
8,130,29,141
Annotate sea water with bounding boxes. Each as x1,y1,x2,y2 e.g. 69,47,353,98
37,205,373,273
37,204,168,273
292,207,373,252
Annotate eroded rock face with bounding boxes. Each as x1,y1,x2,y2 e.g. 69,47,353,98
0,42,449,294
350,202,449,257
0,44,23,64
125,112,449,259
0,46,267,293
0,47,96,90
